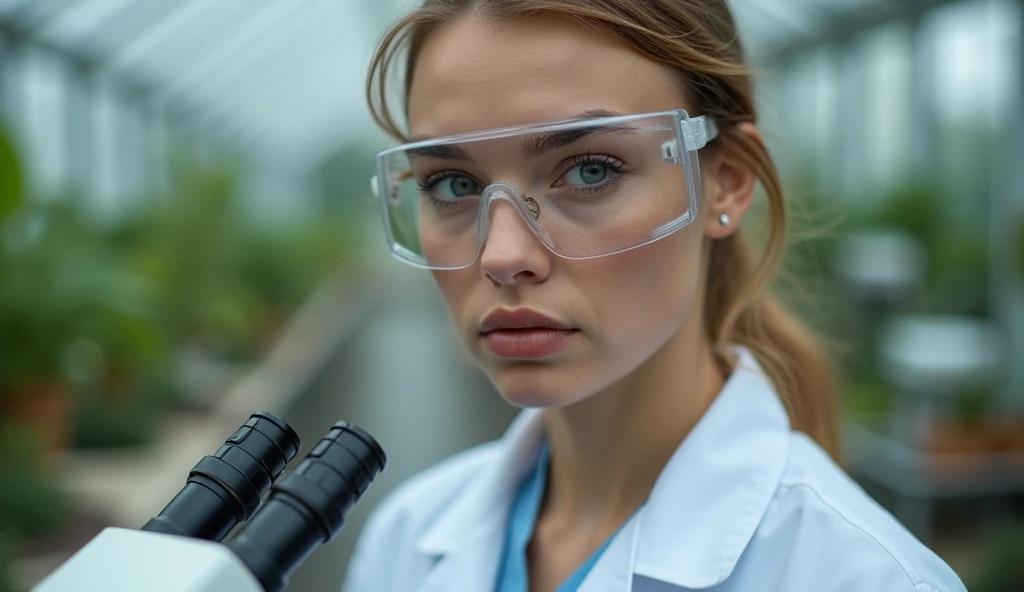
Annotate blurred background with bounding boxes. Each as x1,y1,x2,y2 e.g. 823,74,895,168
0,0,1022,590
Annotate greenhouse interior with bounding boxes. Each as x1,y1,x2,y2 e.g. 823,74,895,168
1,0,1023,590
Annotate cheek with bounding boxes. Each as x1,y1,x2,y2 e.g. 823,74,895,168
431,270,474,323
584,228,705,348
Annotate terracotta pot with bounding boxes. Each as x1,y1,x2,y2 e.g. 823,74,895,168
924,419,997,456
0,381,73,463
992,418,1024,452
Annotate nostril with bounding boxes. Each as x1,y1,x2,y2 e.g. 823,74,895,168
484,268,536,286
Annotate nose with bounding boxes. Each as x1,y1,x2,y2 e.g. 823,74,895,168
478,196,552,286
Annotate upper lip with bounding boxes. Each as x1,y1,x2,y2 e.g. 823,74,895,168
480,308,574,334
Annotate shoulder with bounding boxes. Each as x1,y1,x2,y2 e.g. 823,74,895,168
754,432,966,592
341,441,502,591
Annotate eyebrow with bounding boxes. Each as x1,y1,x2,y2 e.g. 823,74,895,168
406,143,474,161
520,122,635,159
406,109,631,162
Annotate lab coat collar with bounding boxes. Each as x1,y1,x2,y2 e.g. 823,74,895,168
415,348,791,590
415,406,547,556
632,348,791,588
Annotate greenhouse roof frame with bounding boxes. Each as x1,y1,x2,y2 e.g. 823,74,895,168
0,0,977,168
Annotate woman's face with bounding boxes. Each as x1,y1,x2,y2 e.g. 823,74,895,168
407,13,721,408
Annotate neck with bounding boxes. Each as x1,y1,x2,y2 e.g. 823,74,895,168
541,325,725,525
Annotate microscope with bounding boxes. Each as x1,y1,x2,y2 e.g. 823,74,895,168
31,411,386,592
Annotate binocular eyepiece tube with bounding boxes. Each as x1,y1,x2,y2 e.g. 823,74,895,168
139,413,386,592
227,421,387,592
142,411,302,542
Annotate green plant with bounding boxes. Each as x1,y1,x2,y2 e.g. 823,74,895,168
0,125,21,221
0,530,16,592
70,377,173,449
776,180,848,339
110,159,264,359
851,183,991,316
0,200,161,391
858,185,942,253
971,521,1024,592
951,387,992,422
235,215,353,315
0,423,68,540
0,126,165,392
845,377,893,413
0,127,176,459
71,398,160,449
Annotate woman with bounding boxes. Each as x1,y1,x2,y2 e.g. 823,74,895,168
344,1,966,591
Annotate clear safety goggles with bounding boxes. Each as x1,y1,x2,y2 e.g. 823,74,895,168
371,109,718,270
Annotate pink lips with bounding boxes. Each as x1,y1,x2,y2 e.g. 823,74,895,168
479,308,578,359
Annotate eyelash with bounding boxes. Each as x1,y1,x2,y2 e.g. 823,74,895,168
418,169,464,190
416,170,471,210
556,153,625,195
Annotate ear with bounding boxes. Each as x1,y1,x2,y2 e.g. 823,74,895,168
702,122,760,239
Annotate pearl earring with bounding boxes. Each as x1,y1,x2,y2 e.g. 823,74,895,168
719,214,730,227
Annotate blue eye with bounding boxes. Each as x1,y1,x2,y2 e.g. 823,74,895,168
565,162,609,186
432,174,480,199
555,155,624,195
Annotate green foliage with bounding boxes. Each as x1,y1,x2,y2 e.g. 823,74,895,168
857,185,942,252
842,379,893,425
235,215,353,315
776,180,846,335
0,199,164,389
69,369,179,449
951,387,992,421
103,160,355,361
0,530,15,592
787,176,995,413
0,128,359,454
71,395,161,449
0,424,68,592
851,183,991,316
0,126,22,222
107,163,262,355
971,522,1024,592
0,424,68,541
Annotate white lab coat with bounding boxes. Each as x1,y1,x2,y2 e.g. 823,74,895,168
341,349,967,592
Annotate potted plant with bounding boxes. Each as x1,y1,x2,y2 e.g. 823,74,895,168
0,422,69,538
0,421,69,592
0,128,159,460
128,159,263,354
0,126,72,461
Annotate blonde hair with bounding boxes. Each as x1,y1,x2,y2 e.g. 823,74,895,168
366,0,842,461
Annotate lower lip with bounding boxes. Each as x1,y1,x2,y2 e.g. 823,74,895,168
482,329,577,358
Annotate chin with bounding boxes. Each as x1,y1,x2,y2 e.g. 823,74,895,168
500,389,572,409
484,363,592,409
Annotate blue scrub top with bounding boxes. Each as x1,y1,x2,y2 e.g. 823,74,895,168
494,443,629,592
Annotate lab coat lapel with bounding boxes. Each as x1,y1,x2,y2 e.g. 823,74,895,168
576,513,641,592
578,348,791,592
414,348,788,592
416,517,506,592
414,409,547,592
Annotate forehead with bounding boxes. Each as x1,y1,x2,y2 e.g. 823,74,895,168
407,13,687,139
